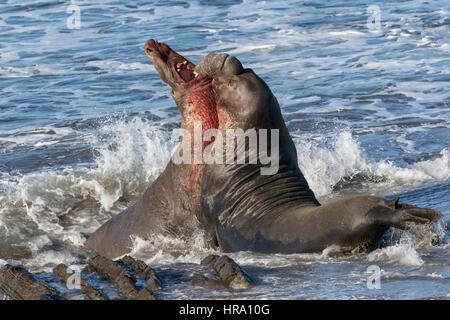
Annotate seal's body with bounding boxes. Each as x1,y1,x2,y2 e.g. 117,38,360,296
85,40,217,258
196,53,442,253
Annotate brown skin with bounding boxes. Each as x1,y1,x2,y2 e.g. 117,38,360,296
197,53,443,254
85,40,218,259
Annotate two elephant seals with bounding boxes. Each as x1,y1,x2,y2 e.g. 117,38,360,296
86,42,442,258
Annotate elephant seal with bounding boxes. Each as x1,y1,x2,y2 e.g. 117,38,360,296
196,53,443,254
85,40,218,258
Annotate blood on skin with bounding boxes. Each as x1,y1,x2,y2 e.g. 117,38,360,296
189,84,219,138
183,80,219,197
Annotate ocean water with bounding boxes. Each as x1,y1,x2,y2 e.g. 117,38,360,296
0,0,449,299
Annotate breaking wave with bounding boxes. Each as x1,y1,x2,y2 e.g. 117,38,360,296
295,131,449,200
0,118,174,258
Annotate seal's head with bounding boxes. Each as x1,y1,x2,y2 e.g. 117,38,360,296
196,52,295,175
145,39,198,86
195,53,274,131
145,39,218,133
144,40,220,196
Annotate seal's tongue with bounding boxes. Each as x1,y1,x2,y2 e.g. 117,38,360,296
176,62,195,81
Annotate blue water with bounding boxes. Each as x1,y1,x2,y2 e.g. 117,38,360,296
0,0,449,299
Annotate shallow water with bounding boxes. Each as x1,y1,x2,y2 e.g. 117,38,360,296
0,0,449,299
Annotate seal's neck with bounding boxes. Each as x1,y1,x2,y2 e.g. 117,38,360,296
175,79,218,198
222,151,320,218
180,80,218,142
184,81,218,135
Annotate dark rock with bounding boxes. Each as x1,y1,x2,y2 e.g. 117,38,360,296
201,255,253,290
88,255,155,300
118,255,162,292
53,264,108,300
420,295,450,300
135,287,157,300
0,246,32,260
81,264,96,275
0,288,9,300
0,265,64,300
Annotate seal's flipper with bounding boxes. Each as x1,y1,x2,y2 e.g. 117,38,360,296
383,206,443,229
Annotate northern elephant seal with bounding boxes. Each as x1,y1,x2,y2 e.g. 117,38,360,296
196,53,443,253
85,40,217,258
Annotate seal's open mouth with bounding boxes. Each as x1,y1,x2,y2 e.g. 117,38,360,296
145,39,199,84
175,60,198,82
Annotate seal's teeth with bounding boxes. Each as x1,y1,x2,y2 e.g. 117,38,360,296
182,60,187,65
193,71,199,78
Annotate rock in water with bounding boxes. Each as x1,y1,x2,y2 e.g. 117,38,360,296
118,255,163,292
88,255,155,300
0,265,64,300
201,255,253,290
53,264,108,300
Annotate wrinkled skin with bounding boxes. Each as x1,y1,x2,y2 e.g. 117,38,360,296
85,40,218,258
196,53,443,254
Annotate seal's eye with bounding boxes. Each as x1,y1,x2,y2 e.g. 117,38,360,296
228,78,238,89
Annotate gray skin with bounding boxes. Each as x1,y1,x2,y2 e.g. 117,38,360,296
196,53,443,254
85,40,217,258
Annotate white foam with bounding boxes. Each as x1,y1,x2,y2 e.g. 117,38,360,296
34,141,59,147
128,232,327,268
85,60,151,73
129,233,216,265
91,117,173,209
0,65,66,78
368,243,424,266
0,118,175,265
366,224,445,267
292,95,322,104
23,249,80,273
0,126,74,149
328,30,365,37
294,130,450,198
228,44,279,54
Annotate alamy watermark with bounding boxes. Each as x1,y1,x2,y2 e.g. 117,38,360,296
171,121,280,175
366,264,381,290
66,267,81,290
67,1,81,29
367,5,381,32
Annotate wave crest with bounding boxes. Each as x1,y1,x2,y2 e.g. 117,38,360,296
295,131,449,199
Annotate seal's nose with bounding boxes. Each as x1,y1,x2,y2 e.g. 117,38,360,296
145,39,156,53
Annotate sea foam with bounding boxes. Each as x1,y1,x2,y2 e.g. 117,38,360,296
295,130,449,199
